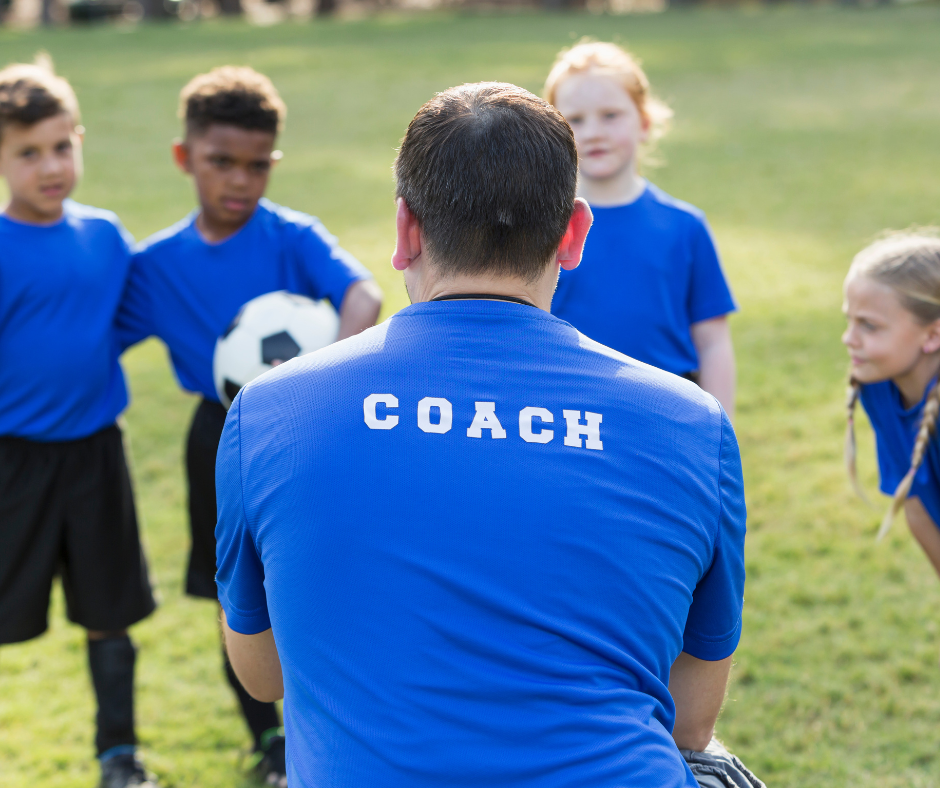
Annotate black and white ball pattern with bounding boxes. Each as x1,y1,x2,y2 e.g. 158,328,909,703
213,290,340,409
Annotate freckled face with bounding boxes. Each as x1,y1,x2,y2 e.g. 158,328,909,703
0,113,79,224
179,124,276,232
842,274,931,384
553,73,649,183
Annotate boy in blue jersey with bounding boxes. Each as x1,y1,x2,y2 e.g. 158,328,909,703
545,42,737,417
216,82,749,788
0,60,158,788
118,66,381,785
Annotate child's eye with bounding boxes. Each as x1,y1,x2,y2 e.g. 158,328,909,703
567,116,583,125
19,147,39,161
249,161,271,174
603,111,620,121
859,319,877,331
55,140,72,154
209,155,234,170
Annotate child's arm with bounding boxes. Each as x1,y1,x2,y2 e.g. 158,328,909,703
691,316,736,420
337,279,383,341
904,498,940,579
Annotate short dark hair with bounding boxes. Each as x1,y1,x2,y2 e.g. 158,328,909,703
394,82,578,283
179,66,286,137
0,55,80,142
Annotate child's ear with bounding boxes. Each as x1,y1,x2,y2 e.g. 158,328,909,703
923,318,940,355
172,139,192,174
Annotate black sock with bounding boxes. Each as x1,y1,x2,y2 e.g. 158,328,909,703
222,647,281,751
88,635,137,757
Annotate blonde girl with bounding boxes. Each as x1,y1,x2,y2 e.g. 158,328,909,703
545,41,737,417
844,232,940,576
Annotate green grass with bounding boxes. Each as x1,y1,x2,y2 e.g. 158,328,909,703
2,4,940,785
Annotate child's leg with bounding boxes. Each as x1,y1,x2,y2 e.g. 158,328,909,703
59,425,156,758
904,498,940,579
0,437,65,645
186,399,281,750
87,629,137,758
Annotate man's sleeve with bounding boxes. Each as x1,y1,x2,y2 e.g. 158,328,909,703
215,393,272,635
682,410,747,660
115,252,154,352
688,217,738,325
293,219,372,312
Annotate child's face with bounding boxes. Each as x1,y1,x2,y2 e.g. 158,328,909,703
0,113,80,223
842,274,939,384
175,124,277,232
553,73,649,183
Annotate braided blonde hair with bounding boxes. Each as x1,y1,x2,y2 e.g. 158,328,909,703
844,231,940,540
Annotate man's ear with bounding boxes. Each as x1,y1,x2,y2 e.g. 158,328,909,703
557,199,593,271
391,198,422,272
923,318,940,355
172,139,193,174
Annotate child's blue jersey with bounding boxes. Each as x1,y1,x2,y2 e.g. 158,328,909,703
118,198,371,402
551,183,736,376
860,379,940,527
216,299,747,788
0,201,131,441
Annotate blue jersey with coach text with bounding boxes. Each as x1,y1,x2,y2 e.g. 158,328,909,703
0,201,131,441
860,379,940,527
216,300,747,788
552,183,736,376
117,198,371,401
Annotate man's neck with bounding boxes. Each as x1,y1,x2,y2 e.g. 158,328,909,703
412,268,560,313
577,168,646,208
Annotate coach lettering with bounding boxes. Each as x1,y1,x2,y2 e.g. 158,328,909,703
363,397,602,449
563,410,603,450
519,407,554,444
418,397,453,434
467,402,507,439
364,394,399,430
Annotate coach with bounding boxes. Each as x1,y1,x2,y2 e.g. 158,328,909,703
215,82,747,787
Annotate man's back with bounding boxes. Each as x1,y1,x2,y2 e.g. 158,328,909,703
217,299,745,787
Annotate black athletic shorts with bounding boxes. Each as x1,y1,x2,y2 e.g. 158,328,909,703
0,425,156,645
185,398,228,600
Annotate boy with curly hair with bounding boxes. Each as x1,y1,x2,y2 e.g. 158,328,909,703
118,66,381,786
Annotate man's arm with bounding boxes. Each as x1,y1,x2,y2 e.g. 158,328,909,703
337,279,383,341
221,610,284,703
669,652,733,751
690,315,735,420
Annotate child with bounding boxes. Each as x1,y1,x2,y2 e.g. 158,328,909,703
117,66,382,786
0,59,158,788
843,232,940,575
544,41,737,417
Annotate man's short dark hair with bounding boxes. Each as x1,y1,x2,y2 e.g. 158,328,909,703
395,82,578,283
0,55,80,143
179,66,286,137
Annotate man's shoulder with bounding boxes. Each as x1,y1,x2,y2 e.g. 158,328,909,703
575,330,724,426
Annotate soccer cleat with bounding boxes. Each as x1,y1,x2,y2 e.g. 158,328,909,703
255,732,287,787
98,754,159,788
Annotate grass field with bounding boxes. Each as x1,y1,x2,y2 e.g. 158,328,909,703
2,4,940,786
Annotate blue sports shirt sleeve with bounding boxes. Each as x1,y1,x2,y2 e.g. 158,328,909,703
115,252,155,351
293,217,371,311
216,393,272,635
687,217,737,325
682,409,747,660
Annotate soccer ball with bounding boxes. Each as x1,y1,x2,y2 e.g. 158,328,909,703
213,290,339,409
